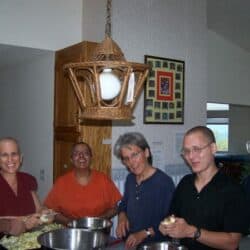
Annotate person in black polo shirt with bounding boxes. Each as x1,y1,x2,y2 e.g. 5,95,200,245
159,126,249,250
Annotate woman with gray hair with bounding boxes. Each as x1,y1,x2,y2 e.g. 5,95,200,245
114,132,175,249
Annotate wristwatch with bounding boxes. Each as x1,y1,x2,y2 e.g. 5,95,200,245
145,229,151,237
193,227,201,240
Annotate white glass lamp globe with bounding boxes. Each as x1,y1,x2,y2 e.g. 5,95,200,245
99,68,121,100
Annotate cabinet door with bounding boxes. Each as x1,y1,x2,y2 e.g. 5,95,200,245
54,41,112,181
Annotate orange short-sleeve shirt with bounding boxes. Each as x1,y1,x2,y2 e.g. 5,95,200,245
44,169,122,218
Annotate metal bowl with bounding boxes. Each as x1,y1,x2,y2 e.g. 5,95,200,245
139,241,188,250
68,217,112,235
37,228,108,250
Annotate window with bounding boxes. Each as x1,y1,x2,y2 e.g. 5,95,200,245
206,103,229,152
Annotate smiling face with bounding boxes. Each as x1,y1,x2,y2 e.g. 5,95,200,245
182,131,217,174
0,139,22,175
71,143,92,170
120,144,149,176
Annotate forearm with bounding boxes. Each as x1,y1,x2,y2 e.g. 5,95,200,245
118,211,127,223
197,229,241,250
160,218,241,250
178,224,241,249
116,211,129,238
54,213,72,226
0,219,11,233
100,207,118,220
31,191,43,212
125,227,155,249
0,218,26,236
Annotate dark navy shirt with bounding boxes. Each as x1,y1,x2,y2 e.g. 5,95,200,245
118,168,175,244
170,171,250,250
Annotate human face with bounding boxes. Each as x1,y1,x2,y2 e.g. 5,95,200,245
71,144,92,169
120,145,149,176
0,139,22,175
182,132,217,174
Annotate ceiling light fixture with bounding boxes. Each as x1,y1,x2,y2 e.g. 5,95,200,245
64,0,149,120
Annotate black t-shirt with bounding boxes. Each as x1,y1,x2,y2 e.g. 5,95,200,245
170,170,250,250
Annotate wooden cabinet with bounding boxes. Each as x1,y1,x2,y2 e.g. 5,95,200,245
54,41,112,181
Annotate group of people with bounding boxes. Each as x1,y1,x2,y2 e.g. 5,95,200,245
0,126,249,250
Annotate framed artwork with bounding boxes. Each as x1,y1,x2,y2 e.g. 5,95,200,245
144,55,185,124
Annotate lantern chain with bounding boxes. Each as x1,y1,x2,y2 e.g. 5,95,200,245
105,0,112,37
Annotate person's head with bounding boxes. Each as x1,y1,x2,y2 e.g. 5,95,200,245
71,142,92,170
114,132,152,174
181,126,217,174
0,137,22,174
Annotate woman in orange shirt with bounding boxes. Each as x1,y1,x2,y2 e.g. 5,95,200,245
44,142,122,225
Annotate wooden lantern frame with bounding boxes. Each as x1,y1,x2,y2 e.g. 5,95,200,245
64,37,150,120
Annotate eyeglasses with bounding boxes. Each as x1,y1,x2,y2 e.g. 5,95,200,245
72,151,91,158
122,150,143,164
181,142,212,157
0,152,20,160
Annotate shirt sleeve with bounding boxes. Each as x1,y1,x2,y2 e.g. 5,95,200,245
103,174,122,207
118,177,129,213
43,178,62,210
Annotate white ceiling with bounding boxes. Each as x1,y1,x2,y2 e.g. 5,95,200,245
0,0,250,69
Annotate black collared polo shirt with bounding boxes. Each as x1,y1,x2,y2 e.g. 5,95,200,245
170,170,249,250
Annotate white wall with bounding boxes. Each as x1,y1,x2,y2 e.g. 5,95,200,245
111,0,207,169
207,30,250,155
82,0,106,42
0,0,83,199
0,0,83,50
0,52,55,199
207,30,250,106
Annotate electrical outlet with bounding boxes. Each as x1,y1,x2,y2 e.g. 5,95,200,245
40,169,45,181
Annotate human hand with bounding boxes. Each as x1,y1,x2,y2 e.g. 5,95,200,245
116,212,129,238
9,218,26,236
159,217,190,239
39,209,58,224
125,231,147,249
22,213,41,230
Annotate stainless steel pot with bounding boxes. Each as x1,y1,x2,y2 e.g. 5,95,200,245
68,217,112,235
139,241,188,250
37,228,108,250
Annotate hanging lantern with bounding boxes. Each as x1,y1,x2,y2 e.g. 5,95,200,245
64,0,149,120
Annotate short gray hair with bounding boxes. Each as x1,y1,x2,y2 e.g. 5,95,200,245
113,132,152,164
